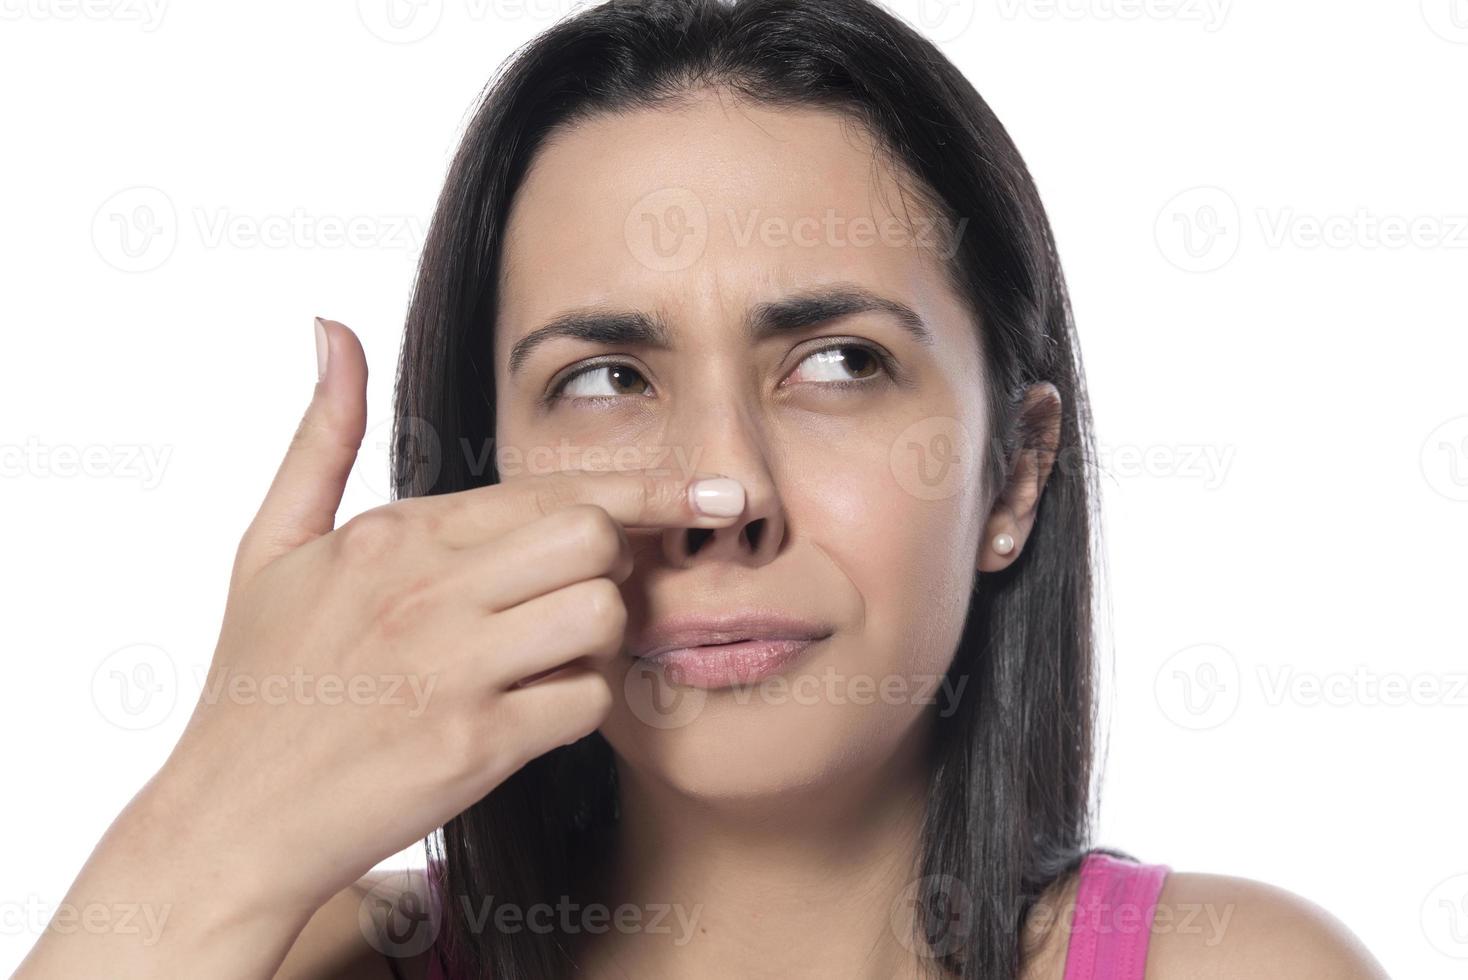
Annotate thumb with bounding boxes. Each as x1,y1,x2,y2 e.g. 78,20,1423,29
238,317,368,577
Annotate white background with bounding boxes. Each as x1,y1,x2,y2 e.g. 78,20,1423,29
2,1,1465,976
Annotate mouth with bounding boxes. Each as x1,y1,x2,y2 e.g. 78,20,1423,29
629,612,835,689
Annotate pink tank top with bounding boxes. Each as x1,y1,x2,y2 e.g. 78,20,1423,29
422,851,1170,980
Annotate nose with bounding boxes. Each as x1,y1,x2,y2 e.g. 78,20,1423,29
660,408,787,569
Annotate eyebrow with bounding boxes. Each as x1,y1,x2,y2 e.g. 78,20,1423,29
505,284,934,376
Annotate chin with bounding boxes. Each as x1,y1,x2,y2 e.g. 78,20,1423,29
600,667,933,807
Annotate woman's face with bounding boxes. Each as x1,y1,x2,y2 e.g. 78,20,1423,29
493,90,994,803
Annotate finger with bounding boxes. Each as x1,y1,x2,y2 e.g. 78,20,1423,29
483,577,627,689
499,667,614,765
448,504,633,613
421,469,746,550
237,318,368,577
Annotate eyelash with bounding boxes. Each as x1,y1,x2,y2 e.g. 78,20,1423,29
545,340,899,405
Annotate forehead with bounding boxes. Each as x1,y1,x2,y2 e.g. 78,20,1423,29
495,90,964,353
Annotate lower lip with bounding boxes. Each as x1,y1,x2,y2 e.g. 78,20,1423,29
641,637,826,689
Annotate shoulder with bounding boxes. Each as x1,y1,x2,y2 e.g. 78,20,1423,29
274,868,437,980
1145,870,1389,980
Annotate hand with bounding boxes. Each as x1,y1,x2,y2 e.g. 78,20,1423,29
152,317,744,919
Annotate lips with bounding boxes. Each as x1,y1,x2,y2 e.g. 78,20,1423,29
629,611,834,689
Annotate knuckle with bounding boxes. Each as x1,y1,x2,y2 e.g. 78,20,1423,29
580,577,627,637
584,675,614,718
563,505,621,570
641,474,674,516
336,507,407,562
531,475,579,520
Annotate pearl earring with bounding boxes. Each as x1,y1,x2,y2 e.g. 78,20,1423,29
992,532,1015,556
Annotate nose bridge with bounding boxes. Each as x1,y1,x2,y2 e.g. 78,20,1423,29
660,382,786,568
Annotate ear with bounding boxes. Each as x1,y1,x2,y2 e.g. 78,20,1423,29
977,382,1062,573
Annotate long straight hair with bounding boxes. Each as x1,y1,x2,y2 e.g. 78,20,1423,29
391,0,1110,976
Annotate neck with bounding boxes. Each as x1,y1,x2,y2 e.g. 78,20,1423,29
574,720,939,979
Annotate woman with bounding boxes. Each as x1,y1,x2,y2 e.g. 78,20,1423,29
18,0,1390,977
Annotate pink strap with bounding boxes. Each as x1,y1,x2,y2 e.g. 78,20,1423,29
425,953,446,980
1060,852,1171,980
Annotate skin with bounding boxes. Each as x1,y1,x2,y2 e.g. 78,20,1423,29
16,90,1390,979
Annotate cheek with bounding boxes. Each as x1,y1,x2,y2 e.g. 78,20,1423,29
785,422,984,679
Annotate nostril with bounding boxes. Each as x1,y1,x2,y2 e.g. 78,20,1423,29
743,518,766,551
685,527,714,555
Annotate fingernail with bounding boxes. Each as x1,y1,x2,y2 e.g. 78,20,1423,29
689,477,744,517
314,316,329,381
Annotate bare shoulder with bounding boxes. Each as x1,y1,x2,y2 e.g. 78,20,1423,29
274,868,436,980
1145,871,1390,980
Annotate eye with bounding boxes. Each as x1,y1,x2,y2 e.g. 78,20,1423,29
550,360,653,402
783,342,892,388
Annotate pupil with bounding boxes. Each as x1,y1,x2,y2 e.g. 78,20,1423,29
842,347,875,377
610,366,642,393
